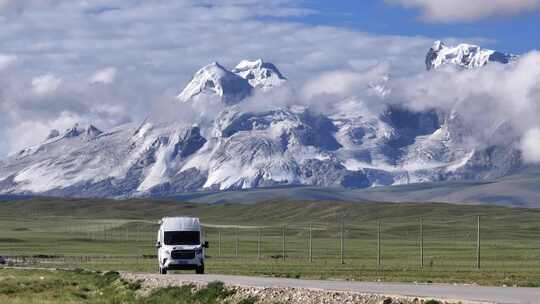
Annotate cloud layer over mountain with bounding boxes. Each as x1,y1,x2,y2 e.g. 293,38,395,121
388,0,540,22
0,0,433,156
0,0,539,169
392,50,540,162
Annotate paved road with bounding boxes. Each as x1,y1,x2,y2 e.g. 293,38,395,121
128,273,540,304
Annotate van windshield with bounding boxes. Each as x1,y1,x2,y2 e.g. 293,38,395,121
164,231,200,245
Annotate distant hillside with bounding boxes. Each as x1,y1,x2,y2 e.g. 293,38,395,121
152,165,540,208
1,197,540,225
2,165,540,208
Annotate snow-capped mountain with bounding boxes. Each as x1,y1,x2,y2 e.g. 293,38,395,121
177,62,253,105
0,48,525,198
426,40,517,70
232,59,286,90
177,59,285,105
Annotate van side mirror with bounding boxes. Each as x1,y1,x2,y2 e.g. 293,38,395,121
203,241,209,248
155,241,161,248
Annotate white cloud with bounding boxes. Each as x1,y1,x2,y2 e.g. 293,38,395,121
0,0,28,15
393,51,540,117
90,67,117,84
0,0,432,156
521,128,540,163
31,74,62,96
301,64,390,100
0,0,537,172
0,0,14,10
389,51,540,160
0,0,62,14
388,0,540,22
0,53,17,69
6,111,81,155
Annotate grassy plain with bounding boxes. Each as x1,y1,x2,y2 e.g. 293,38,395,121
1,198,540,286
0,268,251,304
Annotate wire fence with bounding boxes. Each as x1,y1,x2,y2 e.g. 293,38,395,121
2,215,540,272
200,218,485,270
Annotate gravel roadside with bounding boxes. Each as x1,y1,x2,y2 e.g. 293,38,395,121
121,272,489,304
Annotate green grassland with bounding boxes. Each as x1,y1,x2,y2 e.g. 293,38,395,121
1,198,540,286
0,268,253,304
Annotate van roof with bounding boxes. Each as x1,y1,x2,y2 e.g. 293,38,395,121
160,217,200,231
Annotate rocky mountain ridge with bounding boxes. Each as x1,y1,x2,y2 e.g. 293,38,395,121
0,42,524,198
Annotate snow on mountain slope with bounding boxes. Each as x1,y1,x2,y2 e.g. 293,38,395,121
177,59,286,104
0,52,525,198
232,59,286,90
426,40,517,70
2,123,133,193
423,40,523,181
14,123,103,159
0,121,208,197
177,62,253,105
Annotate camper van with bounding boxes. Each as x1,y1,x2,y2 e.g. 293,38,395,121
156,217,208,274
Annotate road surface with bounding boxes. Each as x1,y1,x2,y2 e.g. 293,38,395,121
125,273,540,304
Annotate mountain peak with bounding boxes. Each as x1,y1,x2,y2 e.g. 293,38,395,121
431,40,446,52
177,59,286,105
64,123,83,138
232,59,286,90
85,124,103,138
177,62,253,105
426,40,517,70
64,123,102,139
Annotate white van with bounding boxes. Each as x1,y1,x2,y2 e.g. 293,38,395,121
156,217,208,274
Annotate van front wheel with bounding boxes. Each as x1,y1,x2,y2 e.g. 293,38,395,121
159,267,167,275
195,265,204,274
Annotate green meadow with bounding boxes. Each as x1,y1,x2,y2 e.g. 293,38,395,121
0,268,254,304
1,198,540,286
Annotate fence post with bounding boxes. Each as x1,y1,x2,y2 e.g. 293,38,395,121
282,225,286,261
340,220,344,265
235,227,239,257
420,217,424,269
377,220,381,270
476,215,481,270
218,229,222,257
257,228,261,259
309,224,313,263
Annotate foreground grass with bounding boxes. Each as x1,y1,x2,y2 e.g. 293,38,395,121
143,281,242,304
0,268,138,304
1,199,540,286
0,268,251,304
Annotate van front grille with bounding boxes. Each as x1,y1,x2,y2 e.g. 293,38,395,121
171,250,196,260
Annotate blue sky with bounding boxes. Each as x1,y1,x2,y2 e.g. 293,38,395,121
0,0,539,156
299,0,540,53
